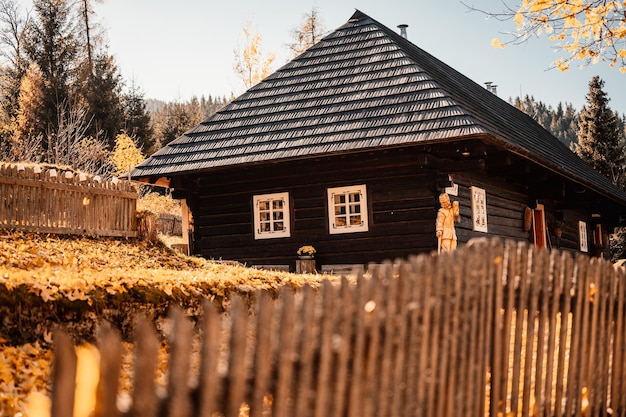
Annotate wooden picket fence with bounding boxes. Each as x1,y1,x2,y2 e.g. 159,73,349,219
50,239,626,417
0,163,137,237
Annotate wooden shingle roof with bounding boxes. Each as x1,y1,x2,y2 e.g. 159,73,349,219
132,10,626,205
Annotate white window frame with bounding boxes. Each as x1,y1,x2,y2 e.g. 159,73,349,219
253,192,290,240
471,186,488,233
327,184,369,234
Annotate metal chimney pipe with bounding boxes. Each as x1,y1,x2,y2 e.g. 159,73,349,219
397,24,408,39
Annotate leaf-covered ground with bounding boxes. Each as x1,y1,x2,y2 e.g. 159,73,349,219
0,231,328,416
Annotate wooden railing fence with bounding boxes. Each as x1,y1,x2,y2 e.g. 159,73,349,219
50,239,626,417
0,163,137,237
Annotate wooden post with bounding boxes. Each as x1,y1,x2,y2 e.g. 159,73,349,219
296,259,316,274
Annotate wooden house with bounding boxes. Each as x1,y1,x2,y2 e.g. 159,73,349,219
131,10,626,271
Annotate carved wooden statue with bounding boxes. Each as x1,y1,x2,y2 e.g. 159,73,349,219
436,193,460,253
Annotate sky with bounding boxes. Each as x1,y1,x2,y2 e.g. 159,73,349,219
38,1,626,114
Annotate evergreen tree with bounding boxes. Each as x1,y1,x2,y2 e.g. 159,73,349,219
154,101,202,148
123,81,154,153
23,0,78,142
80,50,124,146
512,95,578,147
572,76,625,187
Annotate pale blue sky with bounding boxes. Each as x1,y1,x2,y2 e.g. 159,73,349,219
40,1,626,113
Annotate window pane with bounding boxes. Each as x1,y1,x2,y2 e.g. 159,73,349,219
350,215,362,225
258,201,269,210
273,200,283,210
259,212,270,221
349,193,360,203
335,216,346,227
349,204,360,214
335,206,346,215
273,211,283,220
274,222,284,231
261,222,271,232
334,194,345,204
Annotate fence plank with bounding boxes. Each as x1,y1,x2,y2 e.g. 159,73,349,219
403,255,423,417
390,261,410,417
314,280,336,417
198,301,222,417
347,272,369,417
225,296,249,417
273,288,296,417
250,291,275,417
131,316,159,417
164,307,193,417
294,285,317,417
94,324,122,417
611,267,625,414
332,277,354,417
363,267,385,417
51,330,77,417
376,262,396,417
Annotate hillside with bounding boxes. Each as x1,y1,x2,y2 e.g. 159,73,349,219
0,231,328,416
0,231,326,341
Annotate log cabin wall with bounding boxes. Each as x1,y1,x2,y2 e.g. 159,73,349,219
175,145,605,270
186,147,441,269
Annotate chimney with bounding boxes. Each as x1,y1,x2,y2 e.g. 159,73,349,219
397,24,408,39
484,81,498,95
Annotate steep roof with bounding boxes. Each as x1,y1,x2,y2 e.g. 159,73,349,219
132,10,626,205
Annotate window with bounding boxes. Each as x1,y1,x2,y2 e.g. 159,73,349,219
253,192,290,239
327,184,368,234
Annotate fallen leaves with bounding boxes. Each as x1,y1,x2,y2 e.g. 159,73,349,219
0,231,329,416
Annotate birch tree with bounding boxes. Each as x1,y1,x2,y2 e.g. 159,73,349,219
233,20,275,90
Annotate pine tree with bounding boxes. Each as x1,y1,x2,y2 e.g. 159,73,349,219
23,0,79,142
123,81,154,153
572,76,625,187
512,95,578,147
80,51,124,146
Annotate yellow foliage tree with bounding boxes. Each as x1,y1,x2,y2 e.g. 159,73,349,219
110,132,144,176
233,21,276,90
12,63,45,161
482,0,626,72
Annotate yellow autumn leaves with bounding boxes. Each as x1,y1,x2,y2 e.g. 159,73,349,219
492,0,626,71
0,231,323,303
0,231,328,416
0,342,53,416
